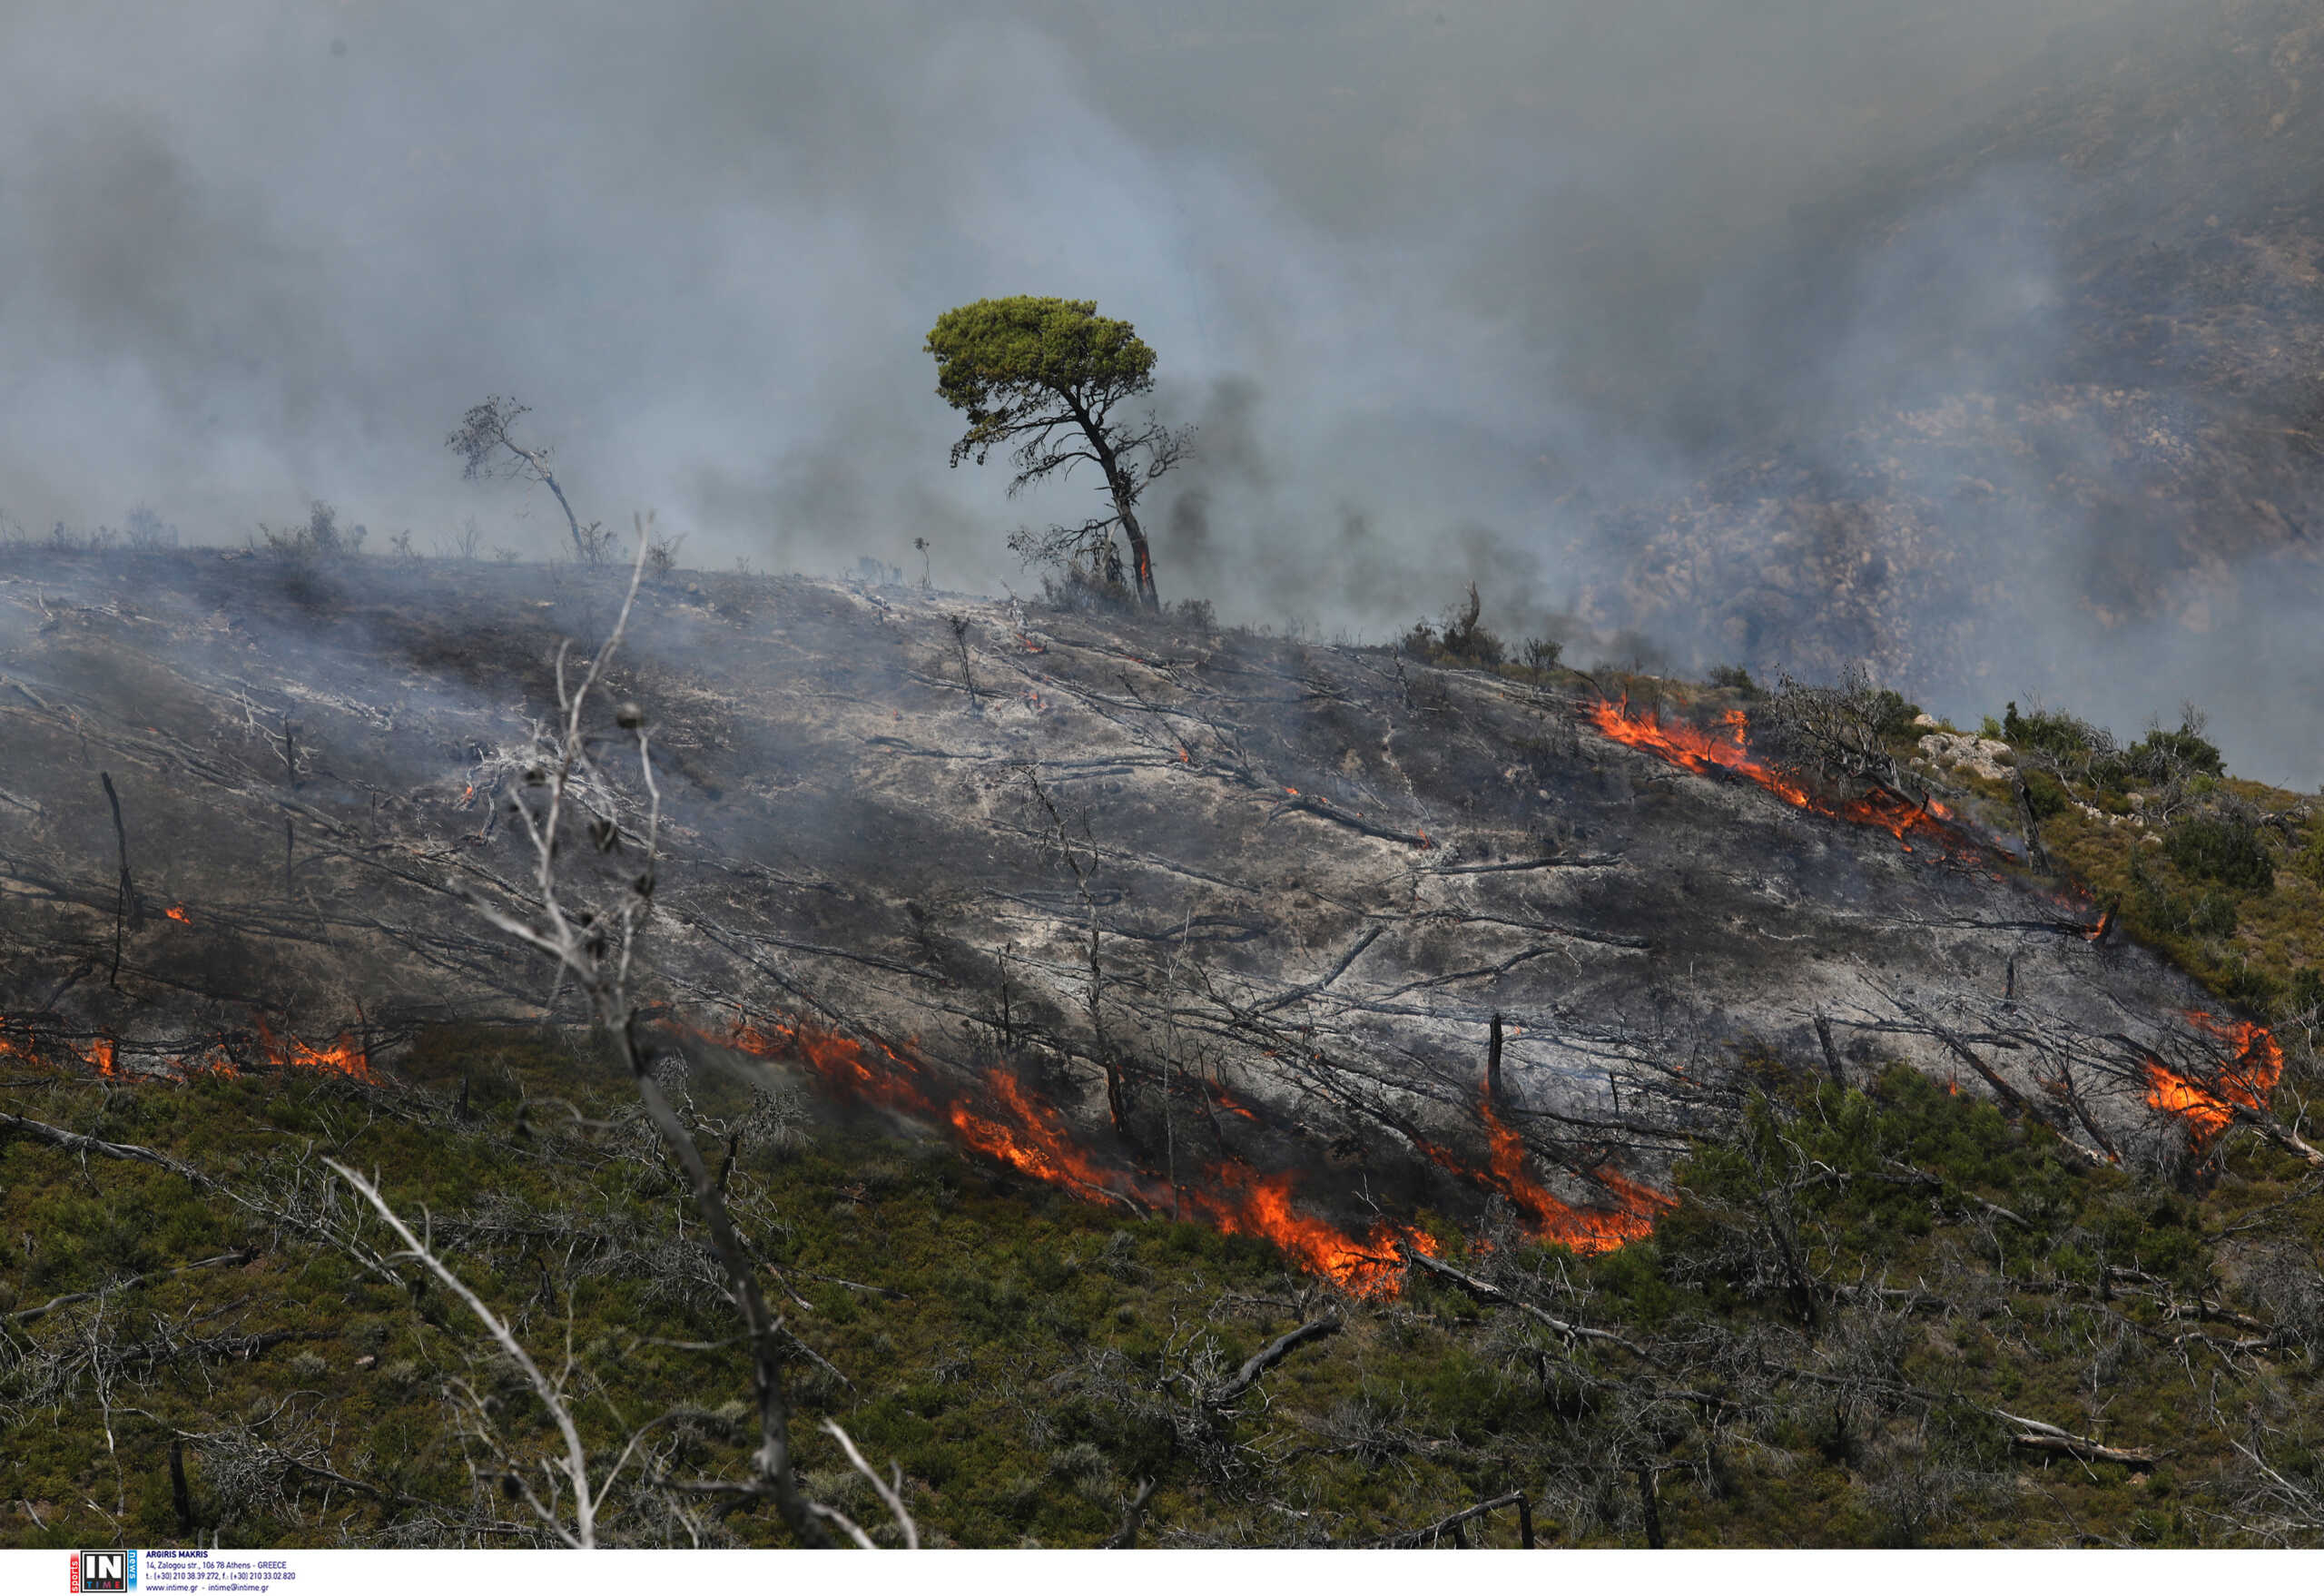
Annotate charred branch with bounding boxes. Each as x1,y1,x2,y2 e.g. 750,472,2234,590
1205,1316,1341,1410
1369,1489,1535,1549
1403,1248,1659,1363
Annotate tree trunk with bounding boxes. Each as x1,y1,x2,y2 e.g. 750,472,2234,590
1116,502,1159,611
1082,416,1159,611
1637,1465,1664,1548
1814,1012,1844,1088
170,1437,194,1535
510,442,586,564
2013,773,2051,872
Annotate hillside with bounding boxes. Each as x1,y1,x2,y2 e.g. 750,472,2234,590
2,547,2320,1546
1598,0,2324,770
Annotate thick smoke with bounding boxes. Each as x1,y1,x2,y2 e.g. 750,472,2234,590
7,0,2319,782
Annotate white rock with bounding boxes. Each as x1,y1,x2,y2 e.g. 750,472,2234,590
1916,732,2015,783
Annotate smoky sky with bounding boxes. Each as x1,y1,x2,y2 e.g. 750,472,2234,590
13,0,2320,783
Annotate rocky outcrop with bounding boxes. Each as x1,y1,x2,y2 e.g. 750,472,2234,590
1916,731,2016,783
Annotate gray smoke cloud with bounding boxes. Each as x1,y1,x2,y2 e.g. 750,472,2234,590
11,0,2319,782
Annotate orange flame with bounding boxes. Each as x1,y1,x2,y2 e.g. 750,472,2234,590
2143,1011,2283,1146
1588,698,1812,806
1589,698,1970,853
0,1022,120,1077
1188,1163,1437,1296
164,904,191,924
717,1016,940,1118
949,1070,1160,1207
0,1015,357,1080
1205,1082,1262,1121
252,1018,373,1081
700,1011,1630,1296
1419,1089,1671,1256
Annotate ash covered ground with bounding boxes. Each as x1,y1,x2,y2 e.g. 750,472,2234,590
0,549,2246,1232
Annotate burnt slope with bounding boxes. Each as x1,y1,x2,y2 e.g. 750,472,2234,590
0,549,2260,1230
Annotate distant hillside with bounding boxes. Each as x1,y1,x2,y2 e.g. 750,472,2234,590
1596,0,2324,755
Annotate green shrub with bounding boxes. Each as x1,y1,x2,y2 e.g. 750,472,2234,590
2092,715,2225,789
257,499,366,561
2164,813,2274,893
2290,966,2324,1018
2021,768,2071,820
2002,700,2100,759
1404,584,1504,667
1871,689,1924,741
2188,891,2241,939
2296,826,2324,887
1171,597,1216,632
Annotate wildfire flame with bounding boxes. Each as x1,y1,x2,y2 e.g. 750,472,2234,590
0,1013,370,1083
2142,1010,2283,1147
1206,1082,1262,1121
948,1069,1148,1207
702,1012,1659,1295
1587,698,1971,852
1187,1163,1437,1295
251,1020,373,1081
1588,697,1812,806
1418,1089,1671,1256
164,904,191,923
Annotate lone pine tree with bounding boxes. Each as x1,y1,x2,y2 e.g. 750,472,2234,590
926,296,1187,610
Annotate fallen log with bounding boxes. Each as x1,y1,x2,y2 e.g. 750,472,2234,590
1403,1248,1659,1364
1992,1409,2158,1469
8,1248,256,1324
1206,1316,1341,1408
1371,1489,1534,1549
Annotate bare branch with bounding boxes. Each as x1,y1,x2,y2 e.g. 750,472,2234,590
326,1159,598,1546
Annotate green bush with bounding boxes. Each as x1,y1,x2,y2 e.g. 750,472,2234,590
1871,689,1924,741
2021,768,2071,820
2290,966,2324,1018
2002,700,2100,759
2164,813,2275,893
2091,716,2225,789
